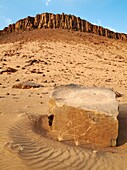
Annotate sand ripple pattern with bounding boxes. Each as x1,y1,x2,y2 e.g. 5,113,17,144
8,115,112,170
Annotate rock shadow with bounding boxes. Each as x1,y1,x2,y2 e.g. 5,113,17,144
117,103,127,146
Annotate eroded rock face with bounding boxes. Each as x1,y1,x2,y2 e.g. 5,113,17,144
49,84,119,147
0,13,127,41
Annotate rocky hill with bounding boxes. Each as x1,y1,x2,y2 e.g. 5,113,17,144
0,12,127,41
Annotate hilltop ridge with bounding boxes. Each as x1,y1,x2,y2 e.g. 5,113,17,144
0,12,127,41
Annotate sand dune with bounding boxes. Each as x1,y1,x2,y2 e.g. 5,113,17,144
0,29,127,169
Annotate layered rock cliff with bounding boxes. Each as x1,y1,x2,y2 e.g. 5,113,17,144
0,12,127,41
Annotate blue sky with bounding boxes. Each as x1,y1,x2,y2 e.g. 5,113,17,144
0,0,127,33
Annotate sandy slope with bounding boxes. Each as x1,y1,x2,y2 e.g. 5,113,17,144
0,29,127,170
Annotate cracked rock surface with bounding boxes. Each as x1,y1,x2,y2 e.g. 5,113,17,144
49,84,119,147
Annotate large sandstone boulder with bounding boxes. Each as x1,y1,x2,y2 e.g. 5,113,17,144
48,84,119,147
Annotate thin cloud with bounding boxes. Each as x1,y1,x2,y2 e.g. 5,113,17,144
0,15,12,27
0,4,13,28
92,19,102,26
5,17,12,25
105,26,117,32
46,0,51,6
92,19,117,32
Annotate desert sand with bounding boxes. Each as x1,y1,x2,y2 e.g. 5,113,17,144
0,28,127,170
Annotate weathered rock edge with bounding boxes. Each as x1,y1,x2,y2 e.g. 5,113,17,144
0,12,127,41
48,84,119,147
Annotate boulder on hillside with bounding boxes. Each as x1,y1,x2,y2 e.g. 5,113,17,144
12,81,44,89
0,67,18,74
48,84,119,147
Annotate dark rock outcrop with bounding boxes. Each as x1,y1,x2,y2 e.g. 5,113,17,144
0,12,127,41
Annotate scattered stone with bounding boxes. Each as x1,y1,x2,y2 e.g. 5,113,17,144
3,59,7,61
38,71,43,74
0,96,5,98
12,81,44,89
44,62,48,65
26,59,39,66
48,84,119,147
16,79,20,82
114,91,123,98
0,67,17,74
2,86,6,88
31,69,36,73
16,52,20,56
93,150,98,153
13,97,18,100
105,78,112,82
5,141,24,152
6,92,10,95
28,79,34,81
12,94,16,96
41,92,48,94
21,55,27,58
0,112,3,115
